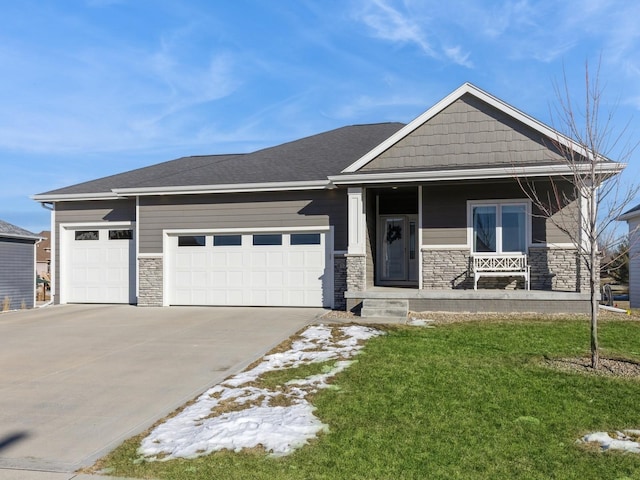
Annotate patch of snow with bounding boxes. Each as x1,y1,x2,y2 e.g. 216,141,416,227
139,324,383,461
408,318,435,327
582,431,640,453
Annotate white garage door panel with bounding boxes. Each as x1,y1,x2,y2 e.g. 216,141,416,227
65,227,134,304
169,232,329,307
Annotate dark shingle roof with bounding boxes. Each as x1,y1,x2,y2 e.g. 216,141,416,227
38,123,405,196
0,219,40,239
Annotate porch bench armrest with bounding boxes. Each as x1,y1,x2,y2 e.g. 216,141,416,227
472,254,530,290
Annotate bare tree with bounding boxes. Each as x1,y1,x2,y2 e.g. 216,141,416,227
518,61,637,369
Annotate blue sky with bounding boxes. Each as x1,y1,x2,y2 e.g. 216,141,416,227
2,0,639,233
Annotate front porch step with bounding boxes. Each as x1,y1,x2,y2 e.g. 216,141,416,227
361,298,409,320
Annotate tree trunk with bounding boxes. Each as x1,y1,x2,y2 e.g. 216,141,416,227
589,188,599,370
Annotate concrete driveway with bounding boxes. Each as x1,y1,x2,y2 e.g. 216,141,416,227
0,304,322,475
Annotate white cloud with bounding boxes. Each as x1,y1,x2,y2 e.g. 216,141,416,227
354,0,472,68
444,45,473,68
359,0,436,57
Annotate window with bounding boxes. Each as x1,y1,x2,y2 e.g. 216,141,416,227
253,234,282,246
470,201,528,253
213,235,242,246
75,230,99,241
109,229,132,240
290,233,321,245
178,235,206,247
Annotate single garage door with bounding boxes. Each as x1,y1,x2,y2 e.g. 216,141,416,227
168,231,330,307
64,227,135,304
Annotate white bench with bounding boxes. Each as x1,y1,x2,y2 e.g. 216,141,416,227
472,254,530,290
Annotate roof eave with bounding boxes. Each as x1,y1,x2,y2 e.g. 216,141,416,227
31,192,122,202
113,180,334,196
618,208,640,222
329,162,626,185
0,232,43,241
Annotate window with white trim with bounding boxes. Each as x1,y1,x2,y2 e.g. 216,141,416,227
470,201,529,253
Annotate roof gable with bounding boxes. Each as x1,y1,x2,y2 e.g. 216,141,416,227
342,83,590,173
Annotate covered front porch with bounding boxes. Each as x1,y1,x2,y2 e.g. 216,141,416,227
340,183,590,315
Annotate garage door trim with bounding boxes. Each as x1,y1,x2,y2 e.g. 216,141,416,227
162,226,334,308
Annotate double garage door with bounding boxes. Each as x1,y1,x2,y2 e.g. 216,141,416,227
168,230,330,307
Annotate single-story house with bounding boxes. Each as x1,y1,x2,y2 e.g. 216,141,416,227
0,219,41,310
619,204,640,308
33,83,623,314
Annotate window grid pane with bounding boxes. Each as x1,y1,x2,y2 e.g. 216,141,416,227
75,230,99,241
290,233,321,245
178,236,206,247
473,206,496,252
109,229,132,240
253,234,282,246
501,205,526,252
213,235,242,246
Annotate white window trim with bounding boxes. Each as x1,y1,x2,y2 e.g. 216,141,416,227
467,199,532,254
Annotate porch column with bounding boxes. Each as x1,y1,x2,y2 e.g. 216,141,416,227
346,187,367,292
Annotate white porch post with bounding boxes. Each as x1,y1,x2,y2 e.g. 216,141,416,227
346,187,367,293
347,187,365,255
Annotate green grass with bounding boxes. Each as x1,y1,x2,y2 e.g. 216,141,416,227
97,318,640,480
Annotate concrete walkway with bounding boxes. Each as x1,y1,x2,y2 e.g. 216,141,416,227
0,304,323,478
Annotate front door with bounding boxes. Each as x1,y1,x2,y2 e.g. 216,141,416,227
379,215,418,284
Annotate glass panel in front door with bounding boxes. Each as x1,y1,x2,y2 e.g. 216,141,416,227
383,217,405,280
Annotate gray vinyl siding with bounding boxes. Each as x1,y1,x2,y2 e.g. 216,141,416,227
138,190,347,253
362,94,566,172
54,199,136,302
0,238,36,309
422,181,575,246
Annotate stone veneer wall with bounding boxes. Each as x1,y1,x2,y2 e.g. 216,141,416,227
422,247,586,292
138,256,163,306
421,248,473,289
346,254,366,292
334,255,347,310
529,246,586,292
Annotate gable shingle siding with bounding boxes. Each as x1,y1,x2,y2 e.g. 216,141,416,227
361,94,567,172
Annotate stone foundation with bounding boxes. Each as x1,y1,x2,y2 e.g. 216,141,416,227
334,255,347,310
346,254,366,292
138,256,163,306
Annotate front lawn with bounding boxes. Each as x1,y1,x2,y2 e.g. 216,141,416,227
97,318,640,480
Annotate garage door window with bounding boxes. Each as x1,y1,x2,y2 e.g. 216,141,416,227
213,235,242,246
109,229,133,240
253,234,282,246
178,235,206,247
75,230,99,241
291,233,321,245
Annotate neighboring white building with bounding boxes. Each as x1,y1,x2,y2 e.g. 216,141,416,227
620,204,640,309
